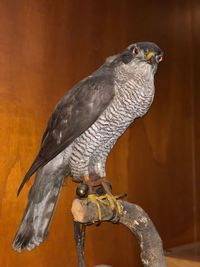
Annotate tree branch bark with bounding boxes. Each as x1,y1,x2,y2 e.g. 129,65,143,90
71,198,167,267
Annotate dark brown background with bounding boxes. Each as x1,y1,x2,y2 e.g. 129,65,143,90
0,0,199,266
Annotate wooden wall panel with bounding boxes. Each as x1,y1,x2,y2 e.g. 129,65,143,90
192,0,200,241
126,0,196,248
0,1,199,267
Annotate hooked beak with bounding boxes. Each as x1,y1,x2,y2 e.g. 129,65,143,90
145,51,163,64
146,51,155,61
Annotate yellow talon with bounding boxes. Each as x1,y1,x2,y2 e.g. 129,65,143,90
87,193,123,222
104,193,123,216
116,201,123,216
88,194,102,221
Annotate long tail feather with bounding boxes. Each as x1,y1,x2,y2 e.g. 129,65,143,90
13,170,65,252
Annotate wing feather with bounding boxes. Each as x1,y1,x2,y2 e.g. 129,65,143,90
17,69,115,195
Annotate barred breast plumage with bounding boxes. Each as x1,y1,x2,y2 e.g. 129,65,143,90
69,62,155,180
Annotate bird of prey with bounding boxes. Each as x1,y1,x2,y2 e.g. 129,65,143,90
13,42,163,252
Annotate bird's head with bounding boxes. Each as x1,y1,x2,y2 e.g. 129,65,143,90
114,42,163,75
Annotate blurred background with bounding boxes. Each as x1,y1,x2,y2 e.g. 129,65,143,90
0,0,199,266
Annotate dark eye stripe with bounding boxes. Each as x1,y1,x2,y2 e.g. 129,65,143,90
121,52,133,64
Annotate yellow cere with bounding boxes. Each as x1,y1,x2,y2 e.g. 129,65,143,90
146,51,155,60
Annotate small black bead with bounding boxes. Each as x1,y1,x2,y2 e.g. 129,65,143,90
76,183,89,198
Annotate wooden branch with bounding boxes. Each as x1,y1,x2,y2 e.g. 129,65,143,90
71,198,167,267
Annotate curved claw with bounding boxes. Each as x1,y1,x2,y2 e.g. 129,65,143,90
87,193,124,222
87,194,103,221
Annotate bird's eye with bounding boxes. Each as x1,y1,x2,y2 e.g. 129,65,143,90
156,55,163,62
133,47,139,55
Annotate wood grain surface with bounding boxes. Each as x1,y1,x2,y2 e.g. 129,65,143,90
167,258,200,267
192,0,200,241
166,242,200,267
0,1,199,267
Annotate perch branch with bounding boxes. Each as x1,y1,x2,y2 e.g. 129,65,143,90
71,198,167,267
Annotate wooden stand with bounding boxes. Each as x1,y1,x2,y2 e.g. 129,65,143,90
71,198,167,267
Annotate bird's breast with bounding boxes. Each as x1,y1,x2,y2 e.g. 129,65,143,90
114,77,155,118
69,77,155,178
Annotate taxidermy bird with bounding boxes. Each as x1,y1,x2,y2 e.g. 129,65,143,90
13,42,163,252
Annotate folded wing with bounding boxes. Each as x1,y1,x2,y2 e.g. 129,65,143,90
17,72,115,195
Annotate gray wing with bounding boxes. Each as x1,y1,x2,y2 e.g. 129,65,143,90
17,71,115,195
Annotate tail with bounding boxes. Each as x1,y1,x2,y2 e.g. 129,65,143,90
13,165,66,252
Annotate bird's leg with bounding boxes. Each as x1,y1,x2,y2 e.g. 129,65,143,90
78,176,126,222
73,221,86,267
99,179,127,222
76,175,104,221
